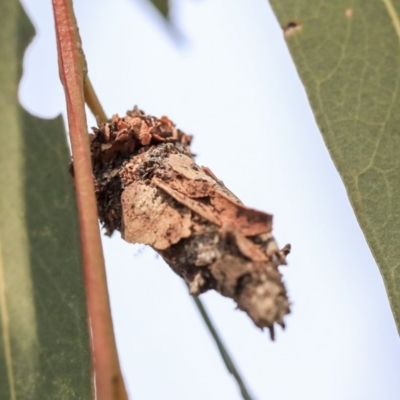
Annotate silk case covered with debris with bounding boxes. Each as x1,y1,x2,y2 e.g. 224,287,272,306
87,108,291,339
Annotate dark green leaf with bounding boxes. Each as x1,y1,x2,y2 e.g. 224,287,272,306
270,0,400,333
149,0,170,19
0,1,91,398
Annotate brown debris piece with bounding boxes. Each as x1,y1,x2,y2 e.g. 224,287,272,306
345,8,353,18
121,183,192,250
283,21,302,37
86,107,291,338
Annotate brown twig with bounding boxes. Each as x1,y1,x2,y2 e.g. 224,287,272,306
51,1,128,399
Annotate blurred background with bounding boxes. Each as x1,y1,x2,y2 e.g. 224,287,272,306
19,0,400,399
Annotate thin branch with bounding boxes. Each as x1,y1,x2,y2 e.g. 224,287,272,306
188,286,254,400
84,76,108,124
51,1,127,399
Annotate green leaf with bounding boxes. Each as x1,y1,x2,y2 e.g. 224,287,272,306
149,0,170,19
269,0,400,333
0,1,91,398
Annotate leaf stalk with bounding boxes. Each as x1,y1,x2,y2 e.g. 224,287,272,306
189,287,254,400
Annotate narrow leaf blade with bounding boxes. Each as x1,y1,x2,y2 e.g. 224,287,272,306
269,0,400,333
0,1,91,398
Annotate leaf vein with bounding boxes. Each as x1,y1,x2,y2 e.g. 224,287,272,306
0,238,16,400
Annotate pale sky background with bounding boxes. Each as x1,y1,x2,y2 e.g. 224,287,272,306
19,0,400,399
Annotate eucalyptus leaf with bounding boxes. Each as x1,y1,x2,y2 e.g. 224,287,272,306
149,0,169,19
270,0,400,333
0,1,91,398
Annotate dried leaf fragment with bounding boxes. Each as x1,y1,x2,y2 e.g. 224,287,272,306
121,183,192,250
87,107,291,339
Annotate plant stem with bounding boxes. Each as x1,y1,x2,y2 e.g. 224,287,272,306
189,288,254,400
84,76,108,124
51,1,127,399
